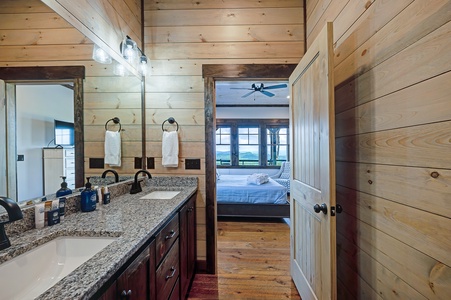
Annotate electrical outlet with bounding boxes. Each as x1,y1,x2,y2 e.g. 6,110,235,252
147,157,155,169
17,154,24,161
134,157,143,169
89,158,104,169
185,158,201,170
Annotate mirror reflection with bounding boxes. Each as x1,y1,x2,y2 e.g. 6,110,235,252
0,0,143,208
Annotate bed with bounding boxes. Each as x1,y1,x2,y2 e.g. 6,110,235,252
216,175,290,218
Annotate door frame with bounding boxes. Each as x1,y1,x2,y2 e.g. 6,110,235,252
202,64,297,274
0,66,85,194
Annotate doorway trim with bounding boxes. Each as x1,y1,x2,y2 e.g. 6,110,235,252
202,64,297,274
0,66,85,191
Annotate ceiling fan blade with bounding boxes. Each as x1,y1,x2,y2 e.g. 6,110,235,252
260,90,275,97
230,87,253,90
242,90,256,98
263,83,288,90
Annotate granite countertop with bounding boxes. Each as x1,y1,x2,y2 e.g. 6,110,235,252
0,177,197,300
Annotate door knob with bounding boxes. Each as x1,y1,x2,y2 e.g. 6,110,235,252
336,204,343,214
313,203,328,215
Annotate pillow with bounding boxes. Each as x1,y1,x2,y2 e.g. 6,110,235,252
247,173,269,185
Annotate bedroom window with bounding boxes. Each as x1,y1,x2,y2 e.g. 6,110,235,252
216,126,231,165
216,119,289,168
238,126,259,165
267,127,288,166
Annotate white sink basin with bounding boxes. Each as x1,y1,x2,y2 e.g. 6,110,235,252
140,191,180,199
0,236,116,300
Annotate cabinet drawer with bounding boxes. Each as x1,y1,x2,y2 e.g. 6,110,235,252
156,241,179,300
43,148,63,158
65,169,75,180
156,213,179,263
65,149,75,157
65,158,75,168
169,278,180,300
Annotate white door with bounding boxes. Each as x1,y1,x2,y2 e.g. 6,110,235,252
289,22,336,300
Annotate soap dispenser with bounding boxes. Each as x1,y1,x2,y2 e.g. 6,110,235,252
80,177,97,212
56,176,72,197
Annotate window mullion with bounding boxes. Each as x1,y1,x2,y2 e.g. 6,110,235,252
231,124,239,166
260,125,266,166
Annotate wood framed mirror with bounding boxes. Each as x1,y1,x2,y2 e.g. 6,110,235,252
0,66,84,201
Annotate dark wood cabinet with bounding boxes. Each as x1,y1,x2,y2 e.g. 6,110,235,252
117,243,151,300
179,194,196,299
97,193,196,300
156,240,180,299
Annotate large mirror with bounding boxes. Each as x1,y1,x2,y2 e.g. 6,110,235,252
0,0,143,205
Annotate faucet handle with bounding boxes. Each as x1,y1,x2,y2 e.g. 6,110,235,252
0,197,23,223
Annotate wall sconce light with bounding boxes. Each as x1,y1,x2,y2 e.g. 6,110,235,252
140,55,148,76
121,36,137,64
120,35,148,76
92,44,112,64
113,61,126,77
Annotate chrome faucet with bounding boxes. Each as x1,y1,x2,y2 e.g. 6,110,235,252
101,169,119,183
130,170,152,194
0,197,24,251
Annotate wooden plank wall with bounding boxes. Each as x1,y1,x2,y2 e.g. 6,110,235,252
41,0,142,76
306,0,451,298
143,0,305,262
0,0,142,176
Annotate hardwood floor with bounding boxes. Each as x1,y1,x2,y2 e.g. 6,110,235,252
188,218,301,299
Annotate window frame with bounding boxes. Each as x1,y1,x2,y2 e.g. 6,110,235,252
216,119,289,168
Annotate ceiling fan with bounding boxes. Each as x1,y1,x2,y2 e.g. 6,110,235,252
231,83,288,98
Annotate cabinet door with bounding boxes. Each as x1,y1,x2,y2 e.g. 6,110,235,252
98,281,117,300
149,239,156,300
180,194,196,299
117,246,150,300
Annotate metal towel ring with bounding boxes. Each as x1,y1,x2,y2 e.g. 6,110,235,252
105,117,121,132
162,117,179,132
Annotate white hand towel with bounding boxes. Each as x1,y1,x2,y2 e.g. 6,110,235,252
162,130,179,167
104,130,121,167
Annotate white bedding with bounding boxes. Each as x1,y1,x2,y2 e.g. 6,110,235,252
216,175,287,204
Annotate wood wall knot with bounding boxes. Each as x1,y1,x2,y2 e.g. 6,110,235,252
368,180,373,184
430,171,439,178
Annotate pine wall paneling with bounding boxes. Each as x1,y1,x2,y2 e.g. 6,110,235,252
144,0,305,264
41,0,142,77
305,0,451,298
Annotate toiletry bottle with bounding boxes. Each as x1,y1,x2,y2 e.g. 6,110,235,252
80,177,97,212
35,203,45,229
56,176,72,197
59,197,66,221
96,186,103,209
103,186,111,204
44,200,53,225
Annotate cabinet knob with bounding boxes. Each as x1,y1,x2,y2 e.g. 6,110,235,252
120,290,132,299
165,230,176,240
166,266,176,280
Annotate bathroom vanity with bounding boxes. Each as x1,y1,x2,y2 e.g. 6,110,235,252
0,177,198,300
96,193,196,300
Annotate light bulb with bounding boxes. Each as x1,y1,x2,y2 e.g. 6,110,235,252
92,44,112,64
113,62,125,77
140,56,148,76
